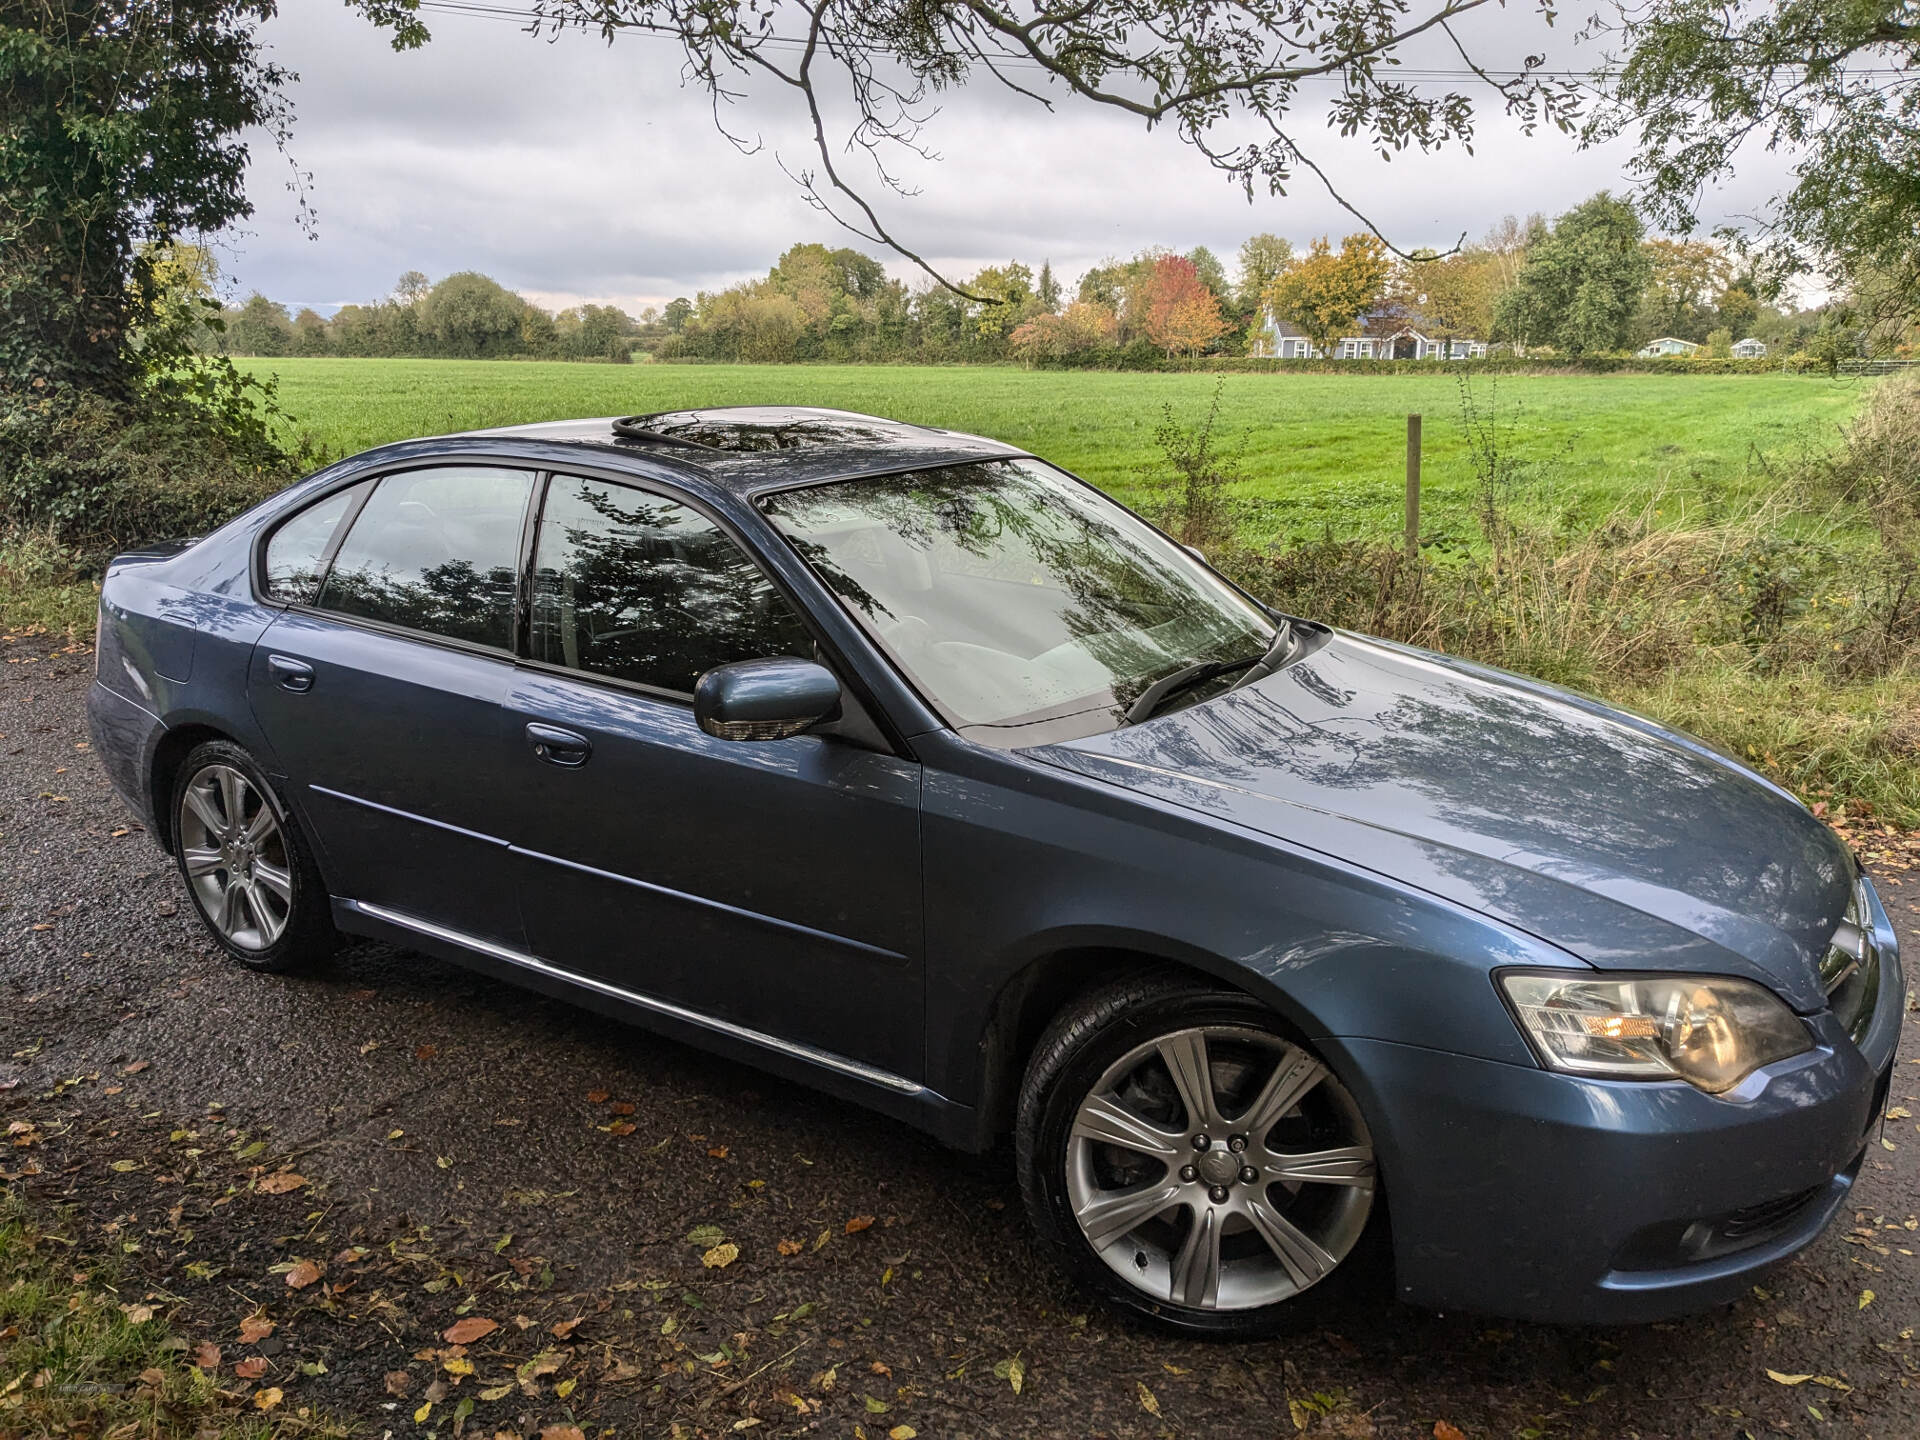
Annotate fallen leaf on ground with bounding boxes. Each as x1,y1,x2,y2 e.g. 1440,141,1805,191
1860,1289,1876,1309
586,1090,609,1104
708,1145,730,1158
551,1317,583,1340
385,1370,414,1396
609,1101,634,1115
122,1060,149,1074
234,1357,268,1380
284,1260,323,1290
777,1239,803,1256
890,1428,918,1440
1767,1371,1813,1386
1138,1382,1161,1418
237,1313,274,1344
191,1342,221,1370
414,1044,437,1061
845,1215,875,1234
253,1386,283,1411
702,1242,740,1269
256,1172,306,1195
687,1224,726,1247
1434,1424,1467,1440
443,1316,498,1345
992,1356,1025,1395
540,1427,585,1440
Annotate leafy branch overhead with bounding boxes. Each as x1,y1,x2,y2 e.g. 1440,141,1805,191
488,0,1581,292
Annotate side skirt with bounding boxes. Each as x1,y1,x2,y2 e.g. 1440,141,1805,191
331,898,986,1151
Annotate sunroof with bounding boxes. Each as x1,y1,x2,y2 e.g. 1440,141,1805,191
616,407,934,453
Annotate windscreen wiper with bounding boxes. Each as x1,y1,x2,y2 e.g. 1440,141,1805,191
1123,621,1297,727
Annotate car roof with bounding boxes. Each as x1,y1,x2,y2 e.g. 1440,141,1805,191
434,406,1029,495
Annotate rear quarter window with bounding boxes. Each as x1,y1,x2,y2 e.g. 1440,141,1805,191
262,483,368,603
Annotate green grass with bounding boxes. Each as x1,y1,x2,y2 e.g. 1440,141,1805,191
0,1192,338,1439
249,358,1872,544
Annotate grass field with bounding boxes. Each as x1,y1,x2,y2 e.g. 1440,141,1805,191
251,358,1872,544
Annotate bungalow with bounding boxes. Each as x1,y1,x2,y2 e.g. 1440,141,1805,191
1259,310,1488,360
1732,337,1767,358
1637,336,1701,357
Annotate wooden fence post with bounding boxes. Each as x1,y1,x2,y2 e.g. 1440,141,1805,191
1405,413,1422,561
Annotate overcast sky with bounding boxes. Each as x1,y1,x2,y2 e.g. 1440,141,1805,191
222,3,1799,316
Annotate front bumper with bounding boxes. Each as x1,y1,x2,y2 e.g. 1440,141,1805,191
1330,885,1904,1325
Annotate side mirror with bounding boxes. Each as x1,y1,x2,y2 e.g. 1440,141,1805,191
695,657,842,742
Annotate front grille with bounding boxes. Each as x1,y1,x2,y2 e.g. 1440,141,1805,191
1821,875,1881,1046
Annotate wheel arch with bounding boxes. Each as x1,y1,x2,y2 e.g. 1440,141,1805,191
148,723,241,854
968,937,1334,1148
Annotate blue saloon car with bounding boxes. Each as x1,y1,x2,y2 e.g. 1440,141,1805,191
88,407,1902,1336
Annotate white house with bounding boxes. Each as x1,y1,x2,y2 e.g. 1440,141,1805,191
1637,336,1701,357
1732,337,1767,358
1260,310,1487,360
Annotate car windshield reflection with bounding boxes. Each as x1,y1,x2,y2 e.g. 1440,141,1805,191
761,459,1275,738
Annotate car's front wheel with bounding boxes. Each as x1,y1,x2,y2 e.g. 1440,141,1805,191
1016,974,1380,1336
170,740,335,972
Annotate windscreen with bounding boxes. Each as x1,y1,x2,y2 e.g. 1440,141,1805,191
760,459,1275,736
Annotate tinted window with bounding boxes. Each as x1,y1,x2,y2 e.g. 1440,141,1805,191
531,476,811,694
263,482,367,603
762,459,1275,733
317,466,535,649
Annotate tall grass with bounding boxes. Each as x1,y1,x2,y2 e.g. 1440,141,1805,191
1190,374,1920,823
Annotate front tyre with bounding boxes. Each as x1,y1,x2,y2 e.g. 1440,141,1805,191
1016,975,1379,1337
170,740,335,972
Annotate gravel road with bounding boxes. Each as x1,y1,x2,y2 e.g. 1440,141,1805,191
4,628,1918,1439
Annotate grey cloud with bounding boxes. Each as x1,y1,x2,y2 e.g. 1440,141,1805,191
228,3,1800,313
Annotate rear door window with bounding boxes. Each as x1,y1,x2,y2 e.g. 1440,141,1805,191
315,466,536,650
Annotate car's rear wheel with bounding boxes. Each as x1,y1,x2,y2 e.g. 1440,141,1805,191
170,740,335,972
1017,974,1380,1336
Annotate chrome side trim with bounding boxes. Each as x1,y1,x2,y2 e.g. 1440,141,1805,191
349,900,926,1097
510,844,907,963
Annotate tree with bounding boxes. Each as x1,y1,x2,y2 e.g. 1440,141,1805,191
1639,238,1729,343
1139,256,1228,356
394,270,431,306
0,0,417,403
1397,248,1500,340
1264,235,1390,354
1590,0,1920,321
1234,234,1293,316
291,307,331,356
1036,261,1062,312
1008,301,1118,362
1186,247,1230,304
663,297,693,333
419,272,531,358
228,294,293,357
1494,194,1651,354
526,0,1576,293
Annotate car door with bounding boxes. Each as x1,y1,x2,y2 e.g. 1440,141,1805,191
248,463,538,946
502,471,926,1081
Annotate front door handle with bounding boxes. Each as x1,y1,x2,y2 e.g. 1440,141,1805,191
526,722,592,767
267,654,314,692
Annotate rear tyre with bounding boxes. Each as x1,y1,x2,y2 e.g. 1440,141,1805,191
169,740,335,973
1016,973,1382,1338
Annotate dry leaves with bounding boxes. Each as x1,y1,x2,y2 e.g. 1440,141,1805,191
443,1316,499,1345
777,1239,803,1256
1434,1424,1468,1440
256,1171,306,1195
234,1357,268,1380
237,1312,274,1344
541,1428,586,1440
191,1342,221,1370
586,1089,609,1103
284,1259,324,1290
253,1386,284,1411
550,1316,584,1340
702,1242,740,1269
845,1215,875,1234
1137,1381,1162,1418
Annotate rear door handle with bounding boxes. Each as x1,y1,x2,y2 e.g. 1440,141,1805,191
267,654,314,692
526,722,592,767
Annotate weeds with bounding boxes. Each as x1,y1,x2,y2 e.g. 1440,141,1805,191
1139,378,1247,551
0,1191,337,1439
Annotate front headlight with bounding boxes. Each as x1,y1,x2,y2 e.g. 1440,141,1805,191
1500,972,1812,1093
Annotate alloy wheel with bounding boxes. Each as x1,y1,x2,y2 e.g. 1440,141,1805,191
1065,1024,1375,1311
177,762,293,951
